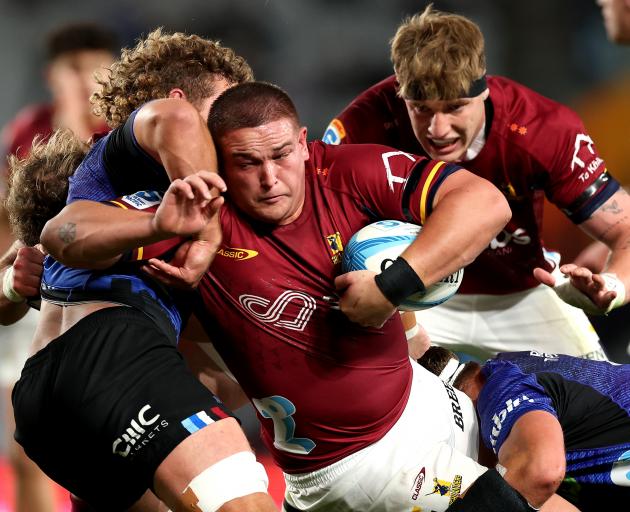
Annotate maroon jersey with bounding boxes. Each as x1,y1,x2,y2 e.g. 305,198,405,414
197,140,461,473
1,104,54,160
324,75,620,294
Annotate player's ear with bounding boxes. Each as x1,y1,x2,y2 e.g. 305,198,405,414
298,126,309,160
168,88,186,100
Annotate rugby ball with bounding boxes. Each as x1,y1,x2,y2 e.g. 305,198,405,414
342,220,463,311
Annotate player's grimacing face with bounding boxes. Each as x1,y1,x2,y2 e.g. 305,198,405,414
220,118,309,225
404,89,489,162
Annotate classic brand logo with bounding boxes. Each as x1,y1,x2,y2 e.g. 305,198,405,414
217,247,259,261
112,405,168,457
411,467,426,500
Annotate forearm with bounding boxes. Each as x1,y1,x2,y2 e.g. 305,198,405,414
134,99,218,182
41,201,160,269
579,189,630,302
402,172,510,286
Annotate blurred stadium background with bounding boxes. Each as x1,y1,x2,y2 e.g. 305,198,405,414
0,0,628,509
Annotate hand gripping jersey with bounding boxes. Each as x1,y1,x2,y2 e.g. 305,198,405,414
477,351,630,507
196,141,462,473
325,75,620,294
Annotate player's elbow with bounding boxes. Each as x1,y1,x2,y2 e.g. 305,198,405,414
138,99,201,141
508,456,565,508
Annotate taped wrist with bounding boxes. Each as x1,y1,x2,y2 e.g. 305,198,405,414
374,257,425,306
445,469,538,512
2,266,26,303
554,272,626,315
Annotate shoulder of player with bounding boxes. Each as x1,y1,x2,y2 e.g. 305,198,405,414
488,76,586,164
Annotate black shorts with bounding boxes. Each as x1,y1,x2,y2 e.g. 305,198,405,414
12,306,234,511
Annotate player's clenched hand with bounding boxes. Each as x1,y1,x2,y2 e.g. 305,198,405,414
152,171,226,238
11,245,45,298
534,264,625,315
334,270,397,327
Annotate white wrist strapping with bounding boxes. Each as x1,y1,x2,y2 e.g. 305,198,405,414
2,265,25,303
405,323,420,340
182,451,268,512
553,272,625,315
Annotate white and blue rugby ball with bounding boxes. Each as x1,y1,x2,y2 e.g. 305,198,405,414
342,220,463,311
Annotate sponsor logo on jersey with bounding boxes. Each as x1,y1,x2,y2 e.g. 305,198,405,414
322,118,346,145
489,394,535,451
217,247,259,261
442,382,464,431
610,449,630,486
239,290,317,331
488,224,531,254
326,232,344,264
112,404,168,457
425,475,463,504
382,150,416,192
570,134,603,179
411,467,427,500
529,350,559,362
120,190,164,209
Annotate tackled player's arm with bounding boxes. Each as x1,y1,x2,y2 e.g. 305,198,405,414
497,410,566,509
40,200,157,269
400,169,511,287
133,98,218,182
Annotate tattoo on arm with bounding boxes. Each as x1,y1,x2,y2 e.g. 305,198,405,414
58,223,76,244
602,200,623,215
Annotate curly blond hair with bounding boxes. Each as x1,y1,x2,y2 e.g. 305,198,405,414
5,130,88,246
391,5,486,101
93,28,254,127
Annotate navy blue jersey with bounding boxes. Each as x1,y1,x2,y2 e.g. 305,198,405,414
478,351,630,503
41,112,183,338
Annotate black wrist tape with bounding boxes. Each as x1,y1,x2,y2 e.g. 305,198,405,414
374,257,426,306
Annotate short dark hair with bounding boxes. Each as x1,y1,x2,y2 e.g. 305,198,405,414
46,22,118,61
207,81,300,141
417,345,456,376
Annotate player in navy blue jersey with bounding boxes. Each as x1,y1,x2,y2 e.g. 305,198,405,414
419,346,630,510
9,30,278,512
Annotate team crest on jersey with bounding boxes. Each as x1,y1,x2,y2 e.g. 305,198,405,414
326,232,344,264
217,247,259,261
425,475,462,504
322,118,346,145
120,190,163,209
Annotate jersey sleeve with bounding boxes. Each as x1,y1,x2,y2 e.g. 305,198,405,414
325,143,462,225
541,107,619,223
103,108,171,195
477,359,557,455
